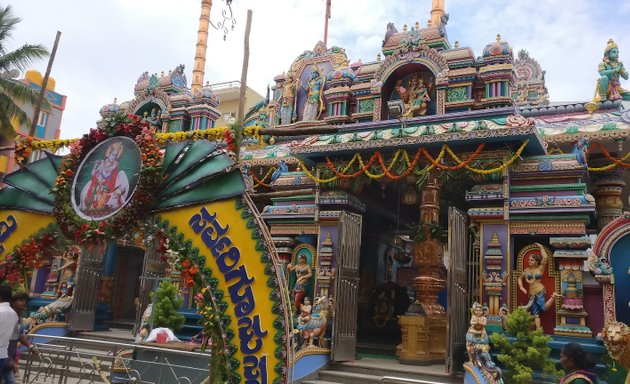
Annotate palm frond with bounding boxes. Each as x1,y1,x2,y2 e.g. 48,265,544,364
0,5,20,55
0,77,46,107
0,44,49,72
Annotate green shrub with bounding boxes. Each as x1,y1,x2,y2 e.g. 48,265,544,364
151,280,185,331
490,308,561,384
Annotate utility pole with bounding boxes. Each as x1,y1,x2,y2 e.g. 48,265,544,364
29,31,61,138
237,9,252,124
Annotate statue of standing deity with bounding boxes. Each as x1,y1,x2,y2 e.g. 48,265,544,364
280,74,297,125
287,254,312,311
596,39,630,102
302,66,325,121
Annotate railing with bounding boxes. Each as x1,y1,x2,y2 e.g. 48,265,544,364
22,334,212,384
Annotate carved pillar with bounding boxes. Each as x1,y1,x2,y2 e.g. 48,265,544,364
398,178,446,364
551,237,592,337
592,168,625,229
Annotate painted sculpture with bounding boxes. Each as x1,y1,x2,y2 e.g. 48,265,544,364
466,302,489,360
518,243,559,331
597,39,630,102
302,66,325,121
573,137,589,168
295,296,331,348
464,302,503,384
601,321,630,384
280,73,297,125
287,254,313,311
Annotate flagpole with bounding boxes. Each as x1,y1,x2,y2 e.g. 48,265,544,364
323,0,331,47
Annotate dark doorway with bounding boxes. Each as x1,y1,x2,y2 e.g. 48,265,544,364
112,246,144,323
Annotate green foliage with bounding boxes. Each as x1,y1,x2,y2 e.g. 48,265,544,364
489,308,561,384
151,280,185,331
0,5,49,139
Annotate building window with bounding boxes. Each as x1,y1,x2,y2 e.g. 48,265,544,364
37,111,48,127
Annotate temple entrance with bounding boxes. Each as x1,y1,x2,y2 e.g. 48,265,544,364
112,246,145,324
352,173,474,358
611,234,630,324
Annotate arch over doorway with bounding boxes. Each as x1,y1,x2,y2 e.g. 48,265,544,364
593,213,630,323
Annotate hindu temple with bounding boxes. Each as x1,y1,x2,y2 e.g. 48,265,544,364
1,0,630,383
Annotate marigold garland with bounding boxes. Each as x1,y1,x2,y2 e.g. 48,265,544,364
298,141,530,183
13,126,263,154
587,142,630,170
251,167,275,188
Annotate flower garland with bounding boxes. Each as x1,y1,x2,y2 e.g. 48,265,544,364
251,167,276,188
14,136,33,169
587,142,630,171
299,141,526,183
53,113,163,244
0,226,58,287
12,126,263,155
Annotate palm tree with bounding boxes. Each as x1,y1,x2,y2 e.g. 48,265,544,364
0,5,49,139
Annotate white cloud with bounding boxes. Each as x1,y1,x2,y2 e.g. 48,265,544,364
6,0,630,139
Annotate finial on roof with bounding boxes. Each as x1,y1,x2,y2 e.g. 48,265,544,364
403,24,408,32
415,21,420,31
454,40,459,48
496,33,502,42
377,53,382,61
161,71,164,77
113,97,117,103
427,19,432,27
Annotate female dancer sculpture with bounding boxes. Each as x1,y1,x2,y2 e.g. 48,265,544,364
518,243,559,331
287,254,312,311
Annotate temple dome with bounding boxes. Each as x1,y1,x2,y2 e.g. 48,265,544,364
326,67,356,82
192,82,220,106
482,34,512,59
99,98,120,118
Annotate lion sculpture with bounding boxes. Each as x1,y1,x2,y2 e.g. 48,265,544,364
602,321,630,384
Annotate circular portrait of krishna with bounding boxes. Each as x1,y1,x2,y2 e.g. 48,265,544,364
71,136,142,221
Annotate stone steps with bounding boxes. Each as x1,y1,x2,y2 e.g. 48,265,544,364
302,358,461,384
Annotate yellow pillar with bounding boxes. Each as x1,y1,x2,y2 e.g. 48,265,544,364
192,0,212,94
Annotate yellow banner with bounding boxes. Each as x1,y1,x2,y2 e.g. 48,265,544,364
159,198,280,384
0,211,56,260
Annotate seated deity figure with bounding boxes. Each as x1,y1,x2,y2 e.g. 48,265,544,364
301,66,325,121
597,39,630,101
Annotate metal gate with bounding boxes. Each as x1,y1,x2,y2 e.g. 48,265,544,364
331,211,362,361
446,207,469,373
69,241,107,331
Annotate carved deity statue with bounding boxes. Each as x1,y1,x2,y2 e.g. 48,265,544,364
287,254,312,311
301,66,325,121
464,302,504,383
280,74,297,125
596,39,630,102
295,296,331,348
518,243,559,331
397,74,431,118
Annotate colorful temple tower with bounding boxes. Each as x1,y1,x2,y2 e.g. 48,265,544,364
3,1,630,383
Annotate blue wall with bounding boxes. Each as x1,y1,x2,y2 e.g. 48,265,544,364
611,234,630,324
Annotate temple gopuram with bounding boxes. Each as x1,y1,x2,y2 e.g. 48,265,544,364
1,1,630,383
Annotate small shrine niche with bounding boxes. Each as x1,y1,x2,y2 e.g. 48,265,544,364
386,69,436,119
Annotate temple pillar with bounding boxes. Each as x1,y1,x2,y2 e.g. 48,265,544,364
398,178,447,364
551,236,592,337
590,156,625,229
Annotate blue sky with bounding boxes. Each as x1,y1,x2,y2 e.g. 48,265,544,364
6,0,630,139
